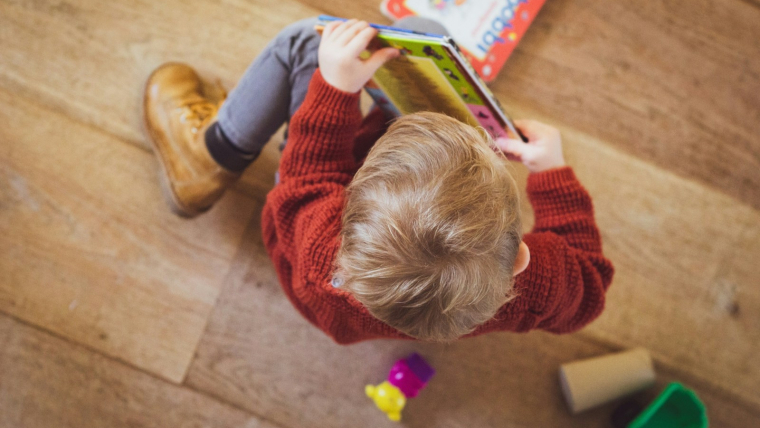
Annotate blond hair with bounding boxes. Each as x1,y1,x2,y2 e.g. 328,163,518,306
335,112,522,342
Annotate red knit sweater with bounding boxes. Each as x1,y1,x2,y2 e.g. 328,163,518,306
262,70,614,344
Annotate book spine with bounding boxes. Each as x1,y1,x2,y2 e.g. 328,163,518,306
445,36,521,138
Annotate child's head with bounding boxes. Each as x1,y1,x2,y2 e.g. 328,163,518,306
335,112,524,342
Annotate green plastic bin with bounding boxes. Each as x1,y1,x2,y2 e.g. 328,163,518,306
628,383,708,428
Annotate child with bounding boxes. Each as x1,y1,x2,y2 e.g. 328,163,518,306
143,18,614,343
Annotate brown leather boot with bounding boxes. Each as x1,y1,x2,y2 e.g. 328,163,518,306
143,63,239,217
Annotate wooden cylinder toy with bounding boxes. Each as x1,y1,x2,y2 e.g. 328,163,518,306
559,348,656,414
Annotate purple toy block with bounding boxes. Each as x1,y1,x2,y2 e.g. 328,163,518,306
387,353,435,398
406,353,435,382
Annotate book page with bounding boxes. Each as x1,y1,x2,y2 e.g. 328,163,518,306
373,55,478,127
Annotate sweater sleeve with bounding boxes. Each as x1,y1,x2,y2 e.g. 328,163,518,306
516,167,614,333
279,69,363,183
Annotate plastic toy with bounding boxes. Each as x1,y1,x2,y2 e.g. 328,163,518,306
365,353,435,421
627,383,707,428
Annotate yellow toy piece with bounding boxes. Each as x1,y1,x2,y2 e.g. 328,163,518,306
365,381,407,421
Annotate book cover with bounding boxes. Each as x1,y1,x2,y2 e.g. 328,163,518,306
317,16,521,139
380,0,546,82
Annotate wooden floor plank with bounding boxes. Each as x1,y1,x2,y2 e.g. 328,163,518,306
500,0,760,208
0,88,258,382
551,125,760,404
185,209,760,428
0,0,310,147
302,0,760,209
0,315,280,428
0,0,312,201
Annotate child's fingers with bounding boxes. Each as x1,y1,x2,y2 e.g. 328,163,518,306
335,20,369,45
322,20,341,39
513,119,541,142
496,138,524,153
346,26,379,55
514,119,553,143
364,47,400,71
328,19,357,41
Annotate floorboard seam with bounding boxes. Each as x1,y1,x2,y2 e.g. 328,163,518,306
180,381,290,428
0,76,267,203
0,312,290,428
737,0,760,10
0,70,146,151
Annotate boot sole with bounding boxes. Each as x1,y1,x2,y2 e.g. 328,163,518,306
142,64,211,218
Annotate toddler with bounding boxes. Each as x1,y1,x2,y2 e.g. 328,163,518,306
143,18,614,343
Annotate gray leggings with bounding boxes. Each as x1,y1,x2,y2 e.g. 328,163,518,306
217,17,448,155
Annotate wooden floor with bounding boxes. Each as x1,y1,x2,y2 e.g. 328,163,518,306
1,0,758,426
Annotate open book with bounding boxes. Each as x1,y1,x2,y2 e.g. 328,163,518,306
317,15,523,140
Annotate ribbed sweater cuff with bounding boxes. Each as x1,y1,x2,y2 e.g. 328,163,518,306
280,69,363,179
526,167,593,222
307,69,363,113
526,166,577,192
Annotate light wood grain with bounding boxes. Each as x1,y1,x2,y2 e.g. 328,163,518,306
0,315,281,428
0,88,258,382
0,0,312,201
553,124,760,404
185,210,760,427
0,0,310,148
501,0,760,208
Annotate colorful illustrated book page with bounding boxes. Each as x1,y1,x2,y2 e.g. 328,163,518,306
317,16,521,140
380,0,546,82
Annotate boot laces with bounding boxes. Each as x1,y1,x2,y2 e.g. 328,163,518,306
176,100,221,134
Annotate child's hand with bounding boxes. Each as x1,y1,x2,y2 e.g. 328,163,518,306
496,120,566,173
318,19,400,93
